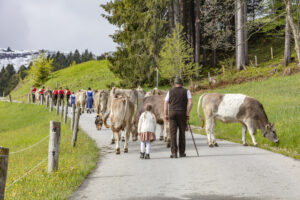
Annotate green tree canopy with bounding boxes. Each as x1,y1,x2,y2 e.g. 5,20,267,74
30,53,53,87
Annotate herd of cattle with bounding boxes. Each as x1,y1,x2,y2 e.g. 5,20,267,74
33,86,279,154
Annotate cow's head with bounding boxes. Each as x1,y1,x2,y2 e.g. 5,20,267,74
95,114,103,131
264,123,279,143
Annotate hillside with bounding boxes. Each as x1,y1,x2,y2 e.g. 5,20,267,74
0,101,98,199
190,73,300,160
10,60,119,101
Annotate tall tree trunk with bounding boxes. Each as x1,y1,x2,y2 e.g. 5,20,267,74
211,49,217,67
195,0,201,65
174,0,180,25
243,1,249,65
285,0,300,66
283,15,291,66
168,0,175,31
236,0,245,70
189,0,195,52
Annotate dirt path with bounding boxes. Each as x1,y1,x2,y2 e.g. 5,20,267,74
70,112,300,200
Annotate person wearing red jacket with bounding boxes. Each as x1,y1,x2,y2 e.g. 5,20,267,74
58,87,64,105
66,88,71,106
31,85,36,103
38,86,45,103
52,88,58,105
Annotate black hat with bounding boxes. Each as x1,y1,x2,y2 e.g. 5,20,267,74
174,76,183,84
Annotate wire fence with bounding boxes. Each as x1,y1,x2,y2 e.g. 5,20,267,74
6,157,48,190
9,135,49,155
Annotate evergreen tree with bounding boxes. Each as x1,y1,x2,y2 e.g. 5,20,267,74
30,53,53,86
159,24,198,83
73,49,81,64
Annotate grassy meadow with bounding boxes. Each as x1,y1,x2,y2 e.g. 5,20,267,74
0,102,98,199
10,60,119,101
189,73,300,160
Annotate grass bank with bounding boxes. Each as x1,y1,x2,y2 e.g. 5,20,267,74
189,73,300,160
10,60,119,101
0,102,98,199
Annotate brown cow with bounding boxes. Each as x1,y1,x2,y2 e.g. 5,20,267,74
132,95,171,147
197,93,279,147
104,94,135,154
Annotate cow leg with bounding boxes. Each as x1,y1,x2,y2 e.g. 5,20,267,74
246,124,258,146
164,121,171,148
205,118,214,147
115,131,120,154
121,131,125,142
210,121,218,147
242,125,248,146
111,132,115,144
123,127,130,153
159,124,164,141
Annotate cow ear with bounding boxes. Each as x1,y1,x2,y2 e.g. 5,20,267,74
265,124,271,130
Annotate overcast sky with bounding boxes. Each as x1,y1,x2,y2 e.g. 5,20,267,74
0,0,117,55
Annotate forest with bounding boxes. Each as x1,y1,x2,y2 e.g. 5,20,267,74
101,0,300,87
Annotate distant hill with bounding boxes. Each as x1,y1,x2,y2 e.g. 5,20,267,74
0,47,59,70
10,60,119,100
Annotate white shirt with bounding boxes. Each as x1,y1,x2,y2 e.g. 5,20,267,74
165,90,192,102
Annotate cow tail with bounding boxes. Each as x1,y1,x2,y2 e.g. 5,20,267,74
122,97,128,127
103,98,113,129
197,94,206,128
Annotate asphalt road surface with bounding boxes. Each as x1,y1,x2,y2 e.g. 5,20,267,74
69,112,300,200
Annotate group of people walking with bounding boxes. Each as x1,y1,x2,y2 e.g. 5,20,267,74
138,76,193,159
30,85,76,107
31,77,192,160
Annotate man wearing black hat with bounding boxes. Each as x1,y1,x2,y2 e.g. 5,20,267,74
164,76,193,158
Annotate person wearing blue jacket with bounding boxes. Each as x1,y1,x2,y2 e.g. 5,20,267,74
86,87,94,113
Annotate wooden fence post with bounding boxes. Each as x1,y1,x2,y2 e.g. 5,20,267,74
64,104,68,124
48,121,61,173
0,147,9,200
72,107,81,147
50,97,53,112
8,95,11,103
56,99,60,115
71,104,76,131
61,101,64,119
255,55,258,66
271,47,273,59
46,95,49,108
28,94,31,104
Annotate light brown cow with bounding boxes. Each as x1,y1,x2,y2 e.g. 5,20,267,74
75,90,86,113
104,94,135,154
94,90,109,130
197,93,279,147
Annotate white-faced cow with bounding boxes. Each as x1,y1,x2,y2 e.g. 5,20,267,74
197,93,279,147
94,90,109,130
75,90,86,113
104,94,135,154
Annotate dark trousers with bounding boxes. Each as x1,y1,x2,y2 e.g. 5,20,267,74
169,110,187,155
32,94,35,103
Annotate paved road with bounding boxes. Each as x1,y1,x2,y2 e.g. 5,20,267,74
70,112,300,200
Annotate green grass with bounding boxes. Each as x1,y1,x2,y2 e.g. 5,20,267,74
0,102,98,199
10,60,119,101
189,73,300,160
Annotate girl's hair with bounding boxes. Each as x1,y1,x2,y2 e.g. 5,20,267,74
88,87,91,90
145,104,153,112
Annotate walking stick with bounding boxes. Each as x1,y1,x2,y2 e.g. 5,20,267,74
188,121,199,157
